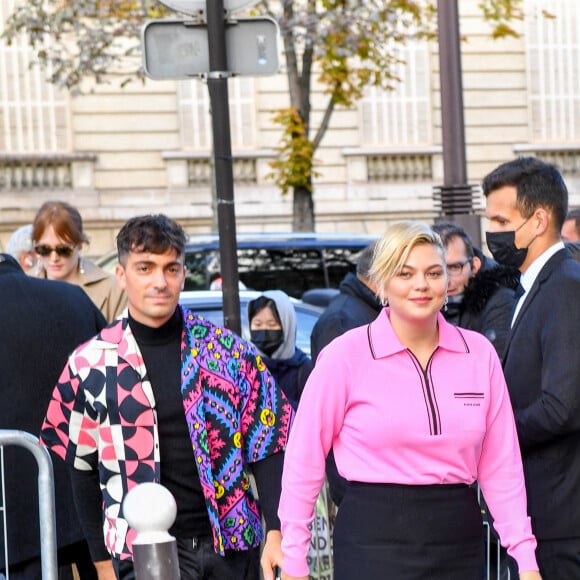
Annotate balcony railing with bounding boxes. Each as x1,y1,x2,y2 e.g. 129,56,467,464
513,144,580,175
0,153,97,192
342,146,442,183
162,150,277,188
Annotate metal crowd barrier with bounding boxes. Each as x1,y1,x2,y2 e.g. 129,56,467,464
0,430,58,580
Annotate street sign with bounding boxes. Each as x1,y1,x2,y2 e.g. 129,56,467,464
159,0,259,17
141,18,279,79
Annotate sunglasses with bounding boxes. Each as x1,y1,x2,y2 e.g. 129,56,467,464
34,244,75,258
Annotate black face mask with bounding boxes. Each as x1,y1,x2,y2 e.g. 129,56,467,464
485,230,529,268
250,329,284,356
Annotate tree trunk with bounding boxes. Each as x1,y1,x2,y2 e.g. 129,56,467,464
292,184,315,231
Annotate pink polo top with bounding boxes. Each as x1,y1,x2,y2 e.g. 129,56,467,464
279,310,538,577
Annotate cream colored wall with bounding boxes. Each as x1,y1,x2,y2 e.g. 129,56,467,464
456,0,528,181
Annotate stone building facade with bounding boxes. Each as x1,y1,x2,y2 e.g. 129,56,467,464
1,0,579,256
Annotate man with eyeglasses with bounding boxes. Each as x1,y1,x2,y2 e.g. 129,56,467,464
431,221,519,356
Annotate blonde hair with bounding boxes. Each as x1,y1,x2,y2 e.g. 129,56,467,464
369,221,445,304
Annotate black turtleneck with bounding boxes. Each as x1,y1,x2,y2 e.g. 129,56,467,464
129,308,212,539
71,308,282,561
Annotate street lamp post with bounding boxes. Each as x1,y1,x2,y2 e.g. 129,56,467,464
434,0,482,246
206,0,241,334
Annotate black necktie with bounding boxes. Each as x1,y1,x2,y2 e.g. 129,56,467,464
511,283,525,327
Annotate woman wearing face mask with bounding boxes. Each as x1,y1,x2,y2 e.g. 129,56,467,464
247,290,313,411
32,200,127,323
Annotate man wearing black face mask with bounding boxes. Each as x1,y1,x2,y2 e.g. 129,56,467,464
431,221,520,357
483,156,580,579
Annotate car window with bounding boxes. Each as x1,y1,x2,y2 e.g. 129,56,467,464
99,234,379,298
238,248,325,297
182,246,368,297
323,246,368,287
185,250,217,290
184,248,326,296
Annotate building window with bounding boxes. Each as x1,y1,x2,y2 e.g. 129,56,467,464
348,38,435,183
525,0,580,142
0,0,70,153
360,39,431,147
177,77,257,150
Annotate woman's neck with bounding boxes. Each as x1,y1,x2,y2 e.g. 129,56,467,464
388,311,439,367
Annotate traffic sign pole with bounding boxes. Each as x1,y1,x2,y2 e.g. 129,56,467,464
152,0,279,334
206,0,241,335
141,18,280,79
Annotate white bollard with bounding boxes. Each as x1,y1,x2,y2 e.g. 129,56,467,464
123,482,181,579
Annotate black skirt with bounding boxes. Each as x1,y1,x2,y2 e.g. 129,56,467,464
333,481,484,580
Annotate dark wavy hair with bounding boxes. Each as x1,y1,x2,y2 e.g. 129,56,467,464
482,157,568,231
116,214,187,266
431,221,475,261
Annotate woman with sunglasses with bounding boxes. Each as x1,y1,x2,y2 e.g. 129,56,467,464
32,200,127,323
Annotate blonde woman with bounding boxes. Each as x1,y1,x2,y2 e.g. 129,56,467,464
32,200,126,323
278,221,541,580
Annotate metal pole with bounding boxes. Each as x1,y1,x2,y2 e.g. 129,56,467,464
0,430,57,580
206,0,242,334
438,0,466,187
124,483,180,580
436,0,481,246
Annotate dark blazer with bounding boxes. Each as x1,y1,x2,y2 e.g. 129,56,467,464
502,247,580,540
0,254,106,566
456,265,519,356
310,272,382,362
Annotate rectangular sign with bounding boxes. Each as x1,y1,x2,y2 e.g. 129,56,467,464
142,17,280,79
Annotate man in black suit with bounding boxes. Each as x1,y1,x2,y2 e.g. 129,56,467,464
0,254,106,579
483,157,580,579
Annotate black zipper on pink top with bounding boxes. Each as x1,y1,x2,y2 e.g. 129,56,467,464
407,348,441,436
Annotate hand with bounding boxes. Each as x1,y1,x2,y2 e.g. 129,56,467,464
260,530,283,580
519,571,542,580
93,559,116,580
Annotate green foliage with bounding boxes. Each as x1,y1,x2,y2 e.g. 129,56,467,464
1,0,167,91
261,0,438,210
266,108,320,196
279,1,435,108
478,0,524,38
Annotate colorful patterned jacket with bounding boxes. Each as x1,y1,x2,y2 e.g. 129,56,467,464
40,307,293,560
